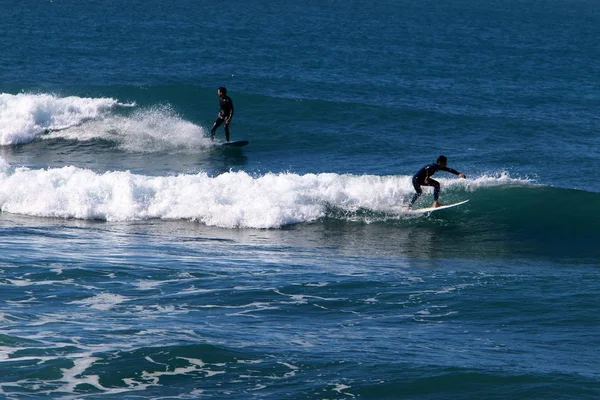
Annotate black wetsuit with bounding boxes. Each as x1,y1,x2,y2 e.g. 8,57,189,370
410,163,460,205
210,95,234,141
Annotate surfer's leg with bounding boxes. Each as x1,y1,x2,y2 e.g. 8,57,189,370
410,177,422,207
409,191,421,206
210,118,224,140
429,179,442,207
429,179,440,200
224,123,230,142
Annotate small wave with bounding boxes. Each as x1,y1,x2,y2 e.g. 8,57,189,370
0,92,131,145
43,104,212,153
0,91,212,152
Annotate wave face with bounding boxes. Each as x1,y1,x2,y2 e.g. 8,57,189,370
1,162,596,242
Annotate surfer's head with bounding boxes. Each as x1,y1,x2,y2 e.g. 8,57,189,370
437,155,447,167
218,87,227,96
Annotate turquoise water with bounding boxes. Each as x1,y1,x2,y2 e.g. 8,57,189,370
1,0,599,398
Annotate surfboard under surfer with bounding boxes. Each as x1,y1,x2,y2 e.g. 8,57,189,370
210,87,234,142
409,155,466,209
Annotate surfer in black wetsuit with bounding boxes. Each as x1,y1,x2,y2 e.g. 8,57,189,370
210,87,234,142
409,155,466,209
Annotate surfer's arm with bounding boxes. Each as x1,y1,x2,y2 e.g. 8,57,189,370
441,166,466,178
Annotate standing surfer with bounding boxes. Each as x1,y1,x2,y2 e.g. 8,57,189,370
210,87,234,142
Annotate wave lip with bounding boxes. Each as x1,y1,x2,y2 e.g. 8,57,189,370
0,93,129,145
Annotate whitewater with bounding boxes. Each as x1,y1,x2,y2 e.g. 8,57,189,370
0,157,528,228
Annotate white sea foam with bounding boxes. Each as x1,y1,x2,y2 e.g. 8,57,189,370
43,105,211,153
0,93,129,145
68,293,129,310
0,160,532,228
332,383,354,396
0,346,18,361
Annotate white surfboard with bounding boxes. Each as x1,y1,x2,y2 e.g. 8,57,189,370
409,199,470,214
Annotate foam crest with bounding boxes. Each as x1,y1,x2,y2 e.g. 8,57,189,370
462,171,534,188
0,162,534,228
44,105,211,153
0,93,128,145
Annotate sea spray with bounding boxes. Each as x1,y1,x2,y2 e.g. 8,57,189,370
0,93,131,145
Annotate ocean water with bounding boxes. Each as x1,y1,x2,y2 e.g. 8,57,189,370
1,0,599,399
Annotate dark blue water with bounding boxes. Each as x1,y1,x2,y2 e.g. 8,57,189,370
1,0,599,398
